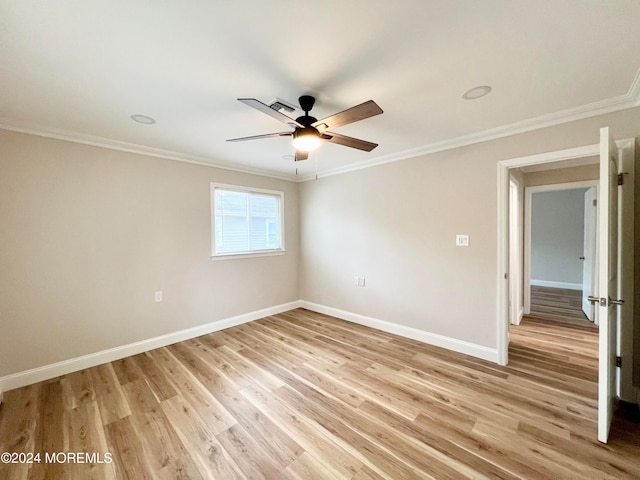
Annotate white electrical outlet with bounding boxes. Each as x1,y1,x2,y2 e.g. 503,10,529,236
354,276,360,286
155,291,163,302
456,234,470,247
359,277,366,287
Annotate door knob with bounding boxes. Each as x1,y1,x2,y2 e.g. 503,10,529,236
609,297,624,306
588,296,606,306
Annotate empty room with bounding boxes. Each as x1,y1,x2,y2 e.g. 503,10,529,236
1,2,640,479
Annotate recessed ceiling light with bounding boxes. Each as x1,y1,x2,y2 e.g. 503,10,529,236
130,114,156,125
462,86,492,100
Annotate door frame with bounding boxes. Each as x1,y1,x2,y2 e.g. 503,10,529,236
508,176,524,326
497,144,599,365
616,140,636,402
522,180,598,316
496,139,634,373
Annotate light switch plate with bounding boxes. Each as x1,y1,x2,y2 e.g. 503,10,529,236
456,234,470,247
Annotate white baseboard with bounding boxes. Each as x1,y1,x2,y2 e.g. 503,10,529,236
0,299,501,393
299,301,498,363
0,301,301,393
530,279,582,290
510,306,524,326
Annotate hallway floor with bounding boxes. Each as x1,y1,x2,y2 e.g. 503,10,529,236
529,285,597,330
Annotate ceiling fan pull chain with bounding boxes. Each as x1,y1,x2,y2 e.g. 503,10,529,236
315,151,318,180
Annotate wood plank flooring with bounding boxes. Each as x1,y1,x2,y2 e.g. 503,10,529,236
1,308,639,479
529,285,596,328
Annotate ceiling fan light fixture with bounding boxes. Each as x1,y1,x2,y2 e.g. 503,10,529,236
292,127,321,152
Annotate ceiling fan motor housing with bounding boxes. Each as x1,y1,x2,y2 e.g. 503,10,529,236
298,95,316,113
295,115,317,127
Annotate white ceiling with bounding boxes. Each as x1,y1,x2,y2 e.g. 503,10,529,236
1,1,640,181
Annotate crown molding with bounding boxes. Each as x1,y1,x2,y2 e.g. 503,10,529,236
628,65,640,104
0,120,298,182
299,68,640,181
2,66,640,184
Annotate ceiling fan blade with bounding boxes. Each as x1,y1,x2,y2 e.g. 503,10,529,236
226,132,292,142
312,100,383,131
294,150,309,161
238,98,303,128
322,132,378,152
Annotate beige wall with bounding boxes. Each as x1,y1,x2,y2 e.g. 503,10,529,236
300,149,498,347
0,130,300,377
299,107,640,356
2,106,640,394
523,164,599,186
530,189,587,285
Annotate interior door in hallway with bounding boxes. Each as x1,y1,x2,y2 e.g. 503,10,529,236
596,127,621,444
581,186,597,323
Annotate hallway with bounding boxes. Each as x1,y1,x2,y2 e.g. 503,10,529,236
529,285,597,329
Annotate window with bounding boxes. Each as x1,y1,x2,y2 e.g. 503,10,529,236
211,183,284,258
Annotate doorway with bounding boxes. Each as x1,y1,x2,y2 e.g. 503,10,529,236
498,144,602,365
522,181,598,324
497,136,636,442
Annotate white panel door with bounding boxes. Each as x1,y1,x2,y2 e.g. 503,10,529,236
597,127,621,443
581,187,597,322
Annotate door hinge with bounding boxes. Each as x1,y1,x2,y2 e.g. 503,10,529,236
616,356,622,368
592,199,597,207
617,173,624,186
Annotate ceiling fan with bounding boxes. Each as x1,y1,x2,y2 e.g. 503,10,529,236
227,95,383,161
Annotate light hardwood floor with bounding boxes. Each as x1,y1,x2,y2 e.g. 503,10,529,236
529,285,596,328
1,308,639,479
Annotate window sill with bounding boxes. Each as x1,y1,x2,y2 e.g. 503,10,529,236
211,250,286,261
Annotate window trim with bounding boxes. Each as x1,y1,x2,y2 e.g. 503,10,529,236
210,182,285,260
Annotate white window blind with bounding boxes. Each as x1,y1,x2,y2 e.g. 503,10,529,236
211,184,284,257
